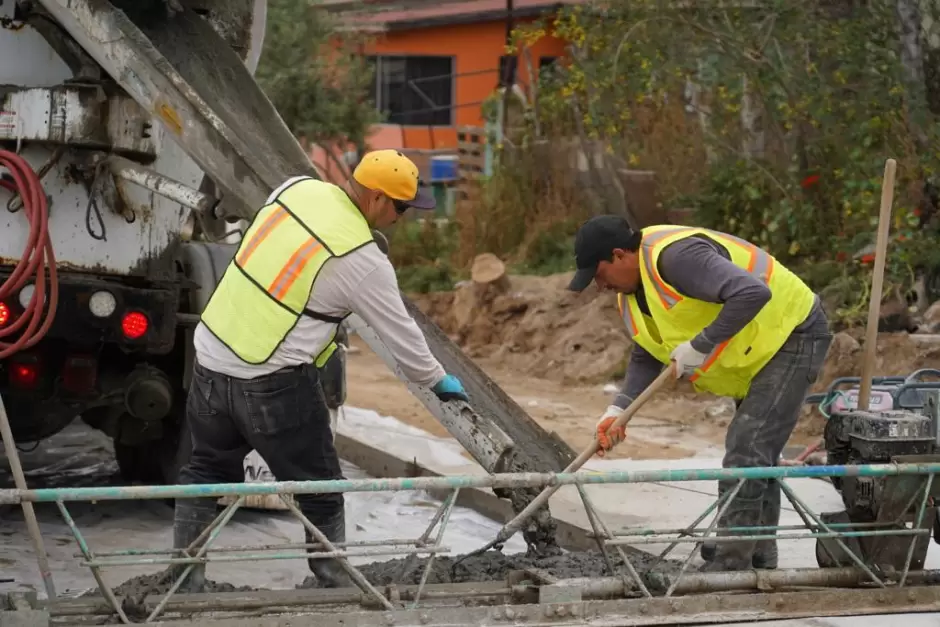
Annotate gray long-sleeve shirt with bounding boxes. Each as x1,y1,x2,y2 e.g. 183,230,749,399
612,234,824,408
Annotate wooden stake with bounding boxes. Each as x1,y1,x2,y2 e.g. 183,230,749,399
857,158,897,410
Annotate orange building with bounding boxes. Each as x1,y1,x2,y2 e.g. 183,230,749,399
350,0,582,151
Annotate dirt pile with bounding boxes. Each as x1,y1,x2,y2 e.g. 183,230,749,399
413,272,630,384
411,271,940,439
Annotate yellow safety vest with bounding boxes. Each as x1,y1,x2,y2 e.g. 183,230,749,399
201,177,374,367
618,225,815,399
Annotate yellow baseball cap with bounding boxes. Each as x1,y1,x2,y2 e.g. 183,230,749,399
353,149,436,210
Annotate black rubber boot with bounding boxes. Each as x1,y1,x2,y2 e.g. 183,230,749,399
752,481,781,569
306,512,353,588
698,497,762,572
168,497,218,593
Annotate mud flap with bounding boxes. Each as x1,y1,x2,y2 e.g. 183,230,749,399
218,409,339,511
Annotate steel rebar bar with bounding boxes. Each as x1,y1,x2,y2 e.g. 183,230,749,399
0,392,56,599
5,463,939,505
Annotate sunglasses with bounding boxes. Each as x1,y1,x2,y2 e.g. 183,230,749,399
392,198,410,215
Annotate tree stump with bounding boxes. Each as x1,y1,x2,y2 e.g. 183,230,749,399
453,254,511,336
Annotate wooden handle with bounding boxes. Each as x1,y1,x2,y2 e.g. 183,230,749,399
857,158,897,410
493,364,675,542
564,364,676,473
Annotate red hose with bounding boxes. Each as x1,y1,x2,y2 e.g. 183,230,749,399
0,149,58,359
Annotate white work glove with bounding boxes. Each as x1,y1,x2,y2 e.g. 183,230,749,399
670,341,708,379
595,405,626,457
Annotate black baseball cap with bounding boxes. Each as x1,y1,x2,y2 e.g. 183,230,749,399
568,215,640,292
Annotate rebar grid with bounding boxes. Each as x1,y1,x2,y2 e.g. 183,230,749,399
8,464,939,624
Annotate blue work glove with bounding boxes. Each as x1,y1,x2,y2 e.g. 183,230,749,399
431,374,469,403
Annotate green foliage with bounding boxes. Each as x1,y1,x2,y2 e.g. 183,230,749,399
500,0,940,323
256,0,379,149
388,220,458,293
454,143,591,275
511,221,579,276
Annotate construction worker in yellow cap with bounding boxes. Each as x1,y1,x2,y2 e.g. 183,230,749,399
167,150,469,591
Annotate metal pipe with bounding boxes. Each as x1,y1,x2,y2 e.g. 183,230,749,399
780,481,885,587
901,473,934,586
84,537,435,558
607,520,911,537
395,490,458,585
83,545,452,568
4,463,940,504
108,155,217,214
411,488,460,607
57,501,130,624
666,478,744,597
607,528,929,545
47,582,516,617
282,496,395,611
0,393,57,599
145,496,246,623
550,567,930,598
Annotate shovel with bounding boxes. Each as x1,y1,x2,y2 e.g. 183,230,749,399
453,365,675,565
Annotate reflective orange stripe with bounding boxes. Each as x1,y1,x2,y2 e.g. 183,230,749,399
641,227,690,309
617,294,641,336
268,237,324,300
689,339,731,382
237,207,289,266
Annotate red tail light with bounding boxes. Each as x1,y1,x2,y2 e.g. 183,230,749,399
0,301,9,326
9,356,40,389
121,311,149,339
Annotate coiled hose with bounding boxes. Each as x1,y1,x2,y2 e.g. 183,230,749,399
0,149,58,359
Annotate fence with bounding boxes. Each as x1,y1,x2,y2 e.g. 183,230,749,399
2,462,940,624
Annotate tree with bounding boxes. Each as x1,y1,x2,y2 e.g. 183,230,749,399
256,0,380,158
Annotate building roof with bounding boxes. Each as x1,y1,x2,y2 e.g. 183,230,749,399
335,0,587,31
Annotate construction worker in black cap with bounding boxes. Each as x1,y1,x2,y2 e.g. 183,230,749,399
568,215,832,572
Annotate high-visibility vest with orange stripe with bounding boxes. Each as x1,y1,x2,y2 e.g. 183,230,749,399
200,177,374,366
617,225,815,399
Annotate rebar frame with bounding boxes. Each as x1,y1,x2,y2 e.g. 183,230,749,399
2,462,939,624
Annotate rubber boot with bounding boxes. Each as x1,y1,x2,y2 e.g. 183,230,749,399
752,480,781,569
306,511,353,588
168,497,218,593
699,496,763,572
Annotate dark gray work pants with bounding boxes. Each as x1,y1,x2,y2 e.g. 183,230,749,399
705,321,832,571
172,361,345,588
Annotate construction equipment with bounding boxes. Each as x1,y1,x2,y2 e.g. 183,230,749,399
795,161,940,574
0,0,572,550
805,369,940,571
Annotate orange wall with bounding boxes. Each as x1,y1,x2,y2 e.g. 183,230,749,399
364,17,566,150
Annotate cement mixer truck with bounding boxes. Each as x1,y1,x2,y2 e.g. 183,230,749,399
0,0,575,553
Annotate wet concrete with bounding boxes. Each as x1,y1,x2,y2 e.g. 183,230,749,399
300,548,678,589
104,546,678,602
109,571,255,599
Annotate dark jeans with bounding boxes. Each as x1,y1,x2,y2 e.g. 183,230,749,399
180,361,344,526
710,322,833,569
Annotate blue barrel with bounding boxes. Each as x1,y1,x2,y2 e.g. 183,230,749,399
429,155,459,182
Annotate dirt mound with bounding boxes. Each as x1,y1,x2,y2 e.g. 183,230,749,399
413,272,630,384
411,272,940,440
